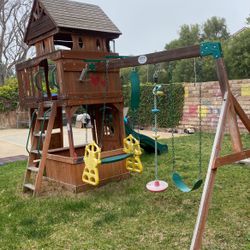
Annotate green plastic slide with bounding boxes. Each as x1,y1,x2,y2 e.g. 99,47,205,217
124,118,168,155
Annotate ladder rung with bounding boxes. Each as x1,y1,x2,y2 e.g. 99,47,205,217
27,166,39,173
33,159,41,163
37,116,49,121
31,150,42,155
43,101,53,107
23,183,35,191
33,132,45,137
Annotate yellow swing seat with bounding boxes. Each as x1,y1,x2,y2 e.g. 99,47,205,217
82,134,143,186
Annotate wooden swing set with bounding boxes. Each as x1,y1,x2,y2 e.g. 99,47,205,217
85,42,250,249
16,1,249,248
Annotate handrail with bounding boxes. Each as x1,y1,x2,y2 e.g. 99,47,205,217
37,108,51,156
34,69,44,92
26,109,37,153
50,65,59,89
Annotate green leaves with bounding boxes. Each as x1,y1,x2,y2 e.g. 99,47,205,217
164,16,232,82
0,77,18,112
224,28,250,79
202,17,230,41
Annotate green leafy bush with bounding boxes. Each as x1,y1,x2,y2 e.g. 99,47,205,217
0,78,19,112
123,83,184,128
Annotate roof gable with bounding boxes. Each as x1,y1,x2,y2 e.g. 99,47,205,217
24,0,121,45
24,0,57,45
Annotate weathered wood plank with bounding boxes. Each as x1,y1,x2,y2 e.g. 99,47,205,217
94,45,201,70
215,149,250,168
232,95,250,132
26,15,56,42
16,50,62,70
61,50,114,59
216,58,243,153
101,148,124,158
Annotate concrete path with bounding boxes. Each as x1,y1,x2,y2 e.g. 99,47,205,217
0,127,174,159
0,129,29,157
0,127,93,158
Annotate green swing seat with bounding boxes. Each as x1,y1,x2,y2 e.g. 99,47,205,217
172,172,203,193
101,153,133,164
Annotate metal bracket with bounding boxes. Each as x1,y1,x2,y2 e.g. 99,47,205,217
200,42,223,59
88,63,96,71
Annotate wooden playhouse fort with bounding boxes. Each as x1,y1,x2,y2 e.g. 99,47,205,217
16,0,143,195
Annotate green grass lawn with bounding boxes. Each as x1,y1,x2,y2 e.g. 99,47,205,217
0,133,249,250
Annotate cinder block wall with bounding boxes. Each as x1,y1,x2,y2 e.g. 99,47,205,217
179,79,250,132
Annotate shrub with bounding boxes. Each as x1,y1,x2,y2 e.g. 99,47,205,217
0,78,19,112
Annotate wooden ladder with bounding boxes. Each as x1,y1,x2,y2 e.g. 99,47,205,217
23,102,57,196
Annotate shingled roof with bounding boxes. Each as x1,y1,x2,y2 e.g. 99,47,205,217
41,0,121,34
24,0,121,44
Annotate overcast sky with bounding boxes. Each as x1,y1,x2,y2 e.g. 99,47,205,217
79,0,249,55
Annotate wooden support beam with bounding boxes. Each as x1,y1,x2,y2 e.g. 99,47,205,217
190,92,229,250
215,149,250,168
232,95,250,132
94,45,201,70
227,101,243,152
16,50,62,71
216,58,243,153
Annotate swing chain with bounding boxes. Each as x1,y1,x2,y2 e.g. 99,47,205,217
170,83,176,172
166,63,176,172
198,59,202,178
100,59,110,148
85,104,88,143
194,58,203,179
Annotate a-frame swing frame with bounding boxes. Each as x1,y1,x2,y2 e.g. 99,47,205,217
190,49,250,250
87,41,250,249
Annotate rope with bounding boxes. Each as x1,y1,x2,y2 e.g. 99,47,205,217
168,63,176,172
153,86,159,180
170,82,176,172
198,80,202,178
152,65,161,180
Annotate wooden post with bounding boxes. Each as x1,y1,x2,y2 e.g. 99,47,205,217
216,58,243,153
232,96,250,132
190,92,230,250
227,103,243,152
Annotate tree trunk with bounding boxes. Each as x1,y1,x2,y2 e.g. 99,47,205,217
0,62,4,86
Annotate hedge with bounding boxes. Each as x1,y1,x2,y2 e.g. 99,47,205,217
123,83,184,128
0,78,19,112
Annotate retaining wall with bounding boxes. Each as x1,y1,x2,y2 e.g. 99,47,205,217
180,79,250,132
0,108,29,129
